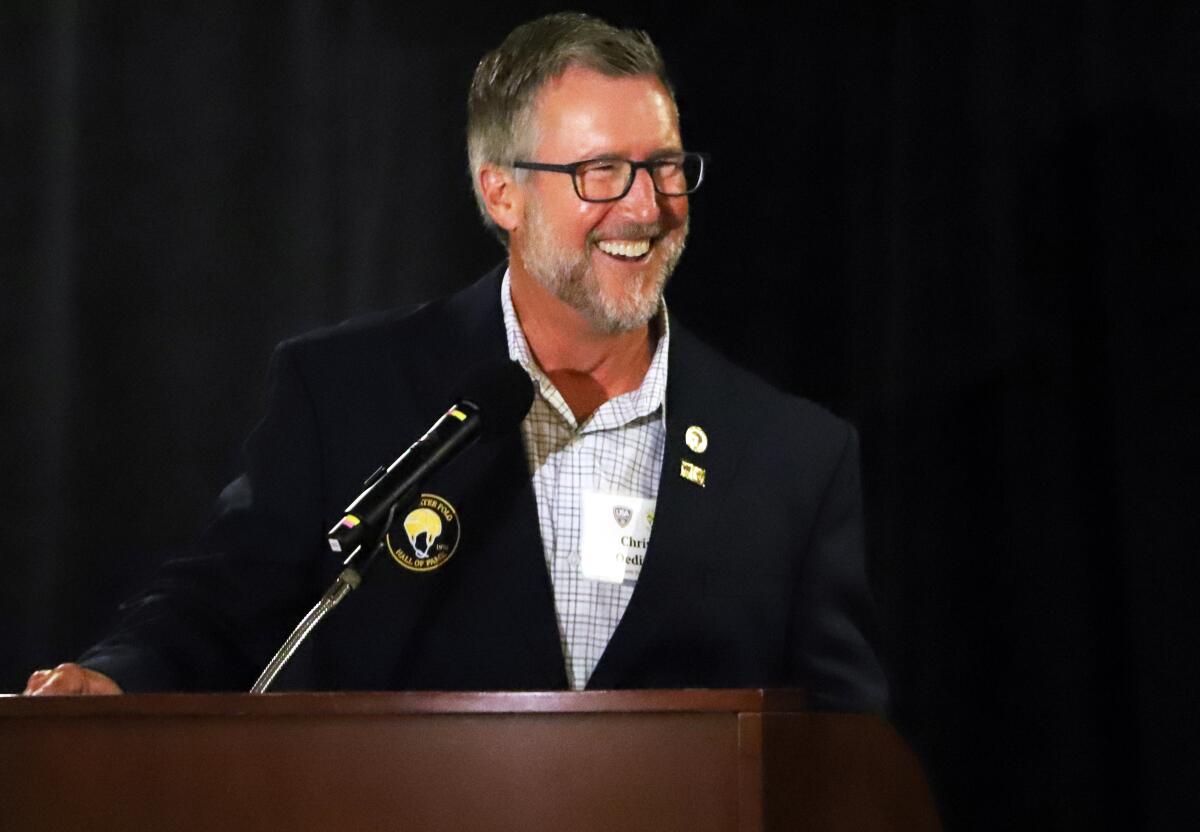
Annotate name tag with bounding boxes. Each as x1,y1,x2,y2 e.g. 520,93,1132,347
580,490,656,585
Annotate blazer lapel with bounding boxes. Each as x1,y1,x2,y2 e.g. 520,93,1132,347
588,322,749,688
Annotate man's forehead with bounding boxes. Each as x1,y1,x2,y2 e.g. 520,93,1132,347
535,65,673,106
530,67,680,151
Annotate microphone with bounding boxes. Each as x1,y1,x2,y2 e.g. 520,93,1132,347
326,358,534,560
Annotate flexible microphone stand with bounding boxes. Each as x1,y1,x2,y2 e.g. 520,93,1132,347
250,502,398,694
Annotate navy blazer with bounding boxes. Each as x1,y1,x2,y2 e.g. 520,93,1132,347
82,266,888,713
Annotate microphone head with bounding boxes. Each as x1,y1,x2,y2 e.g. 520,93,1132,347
455,359,534,438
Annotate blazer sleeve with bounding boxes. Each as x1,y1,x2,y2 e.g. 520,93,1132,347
788,424,890,713
79,342,328,691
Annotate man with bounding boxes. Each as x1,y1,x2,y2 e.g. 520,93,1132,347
25,13,887,713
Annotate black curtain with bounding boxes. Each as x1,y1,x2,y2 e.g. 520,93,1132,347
4,3,1196,829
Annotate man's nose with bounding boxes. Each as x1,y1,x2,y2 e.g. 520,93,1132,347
616,166,663,223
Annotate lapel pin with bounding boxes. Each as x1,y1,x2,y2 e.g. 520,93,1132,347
684,425,708,453
680,460,707,487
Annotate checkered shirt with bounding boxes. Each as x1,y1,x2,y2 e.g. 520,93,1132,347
501,271,669,689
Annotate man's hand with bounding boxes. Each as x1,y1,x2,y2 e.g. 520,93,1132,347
23,663,122,696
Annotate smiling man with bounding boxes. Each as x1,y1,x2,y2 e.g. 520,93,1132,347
501,67,688,337
26,13,887,713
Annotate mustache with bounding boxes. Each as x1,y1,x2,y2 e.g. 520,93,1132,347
589,223,664,243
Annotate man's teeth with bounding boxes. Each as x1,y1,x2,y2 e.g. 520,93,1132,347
597,239,651,258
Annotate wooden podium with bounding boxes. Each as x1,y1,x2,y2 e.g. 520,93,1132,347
1,689,938,831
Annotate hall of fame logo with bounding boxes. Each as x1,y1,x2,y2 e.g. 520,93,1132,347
386,494,461,573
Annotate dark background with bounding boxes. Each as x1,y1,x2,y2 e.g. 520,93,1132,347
4,2,1197,828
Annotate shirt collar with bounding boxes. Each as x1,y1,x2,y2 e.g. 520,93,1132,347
501,268,670,432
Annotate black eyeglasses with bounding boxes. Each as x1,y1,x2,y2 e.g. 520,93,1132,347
512,152,709,203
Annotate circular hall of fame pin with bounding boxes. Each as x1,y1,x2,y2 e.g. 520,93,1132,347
386,494,461,573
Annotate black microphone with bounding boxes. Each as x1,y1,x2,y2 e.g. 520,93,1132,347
326,358,534,560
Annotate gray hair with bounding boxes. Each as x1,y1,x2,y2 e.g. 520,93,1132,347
466,12,676,245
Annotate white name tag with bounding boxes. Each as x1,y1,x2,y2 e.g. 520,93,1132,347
580,490,656,584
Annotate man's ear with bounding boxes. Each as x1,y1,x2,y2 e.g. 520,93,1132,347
479,164,523,232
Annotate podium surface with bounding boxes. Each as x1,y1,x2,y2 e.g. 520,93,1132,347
1,689,938,831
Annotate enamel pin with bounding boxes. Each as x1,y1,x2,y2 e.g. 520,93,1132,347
680,460,706,487
685,425,708,453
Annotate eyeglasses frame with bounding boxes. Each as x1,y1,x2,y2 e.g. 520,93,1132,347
511,152,710,203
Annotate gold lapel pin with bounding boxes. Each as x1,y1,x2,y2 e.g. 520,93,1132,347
680,460,706,487
685,425,708,453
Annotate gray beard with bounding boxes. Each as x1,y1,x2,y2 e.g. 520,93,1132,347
520,203,688,334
